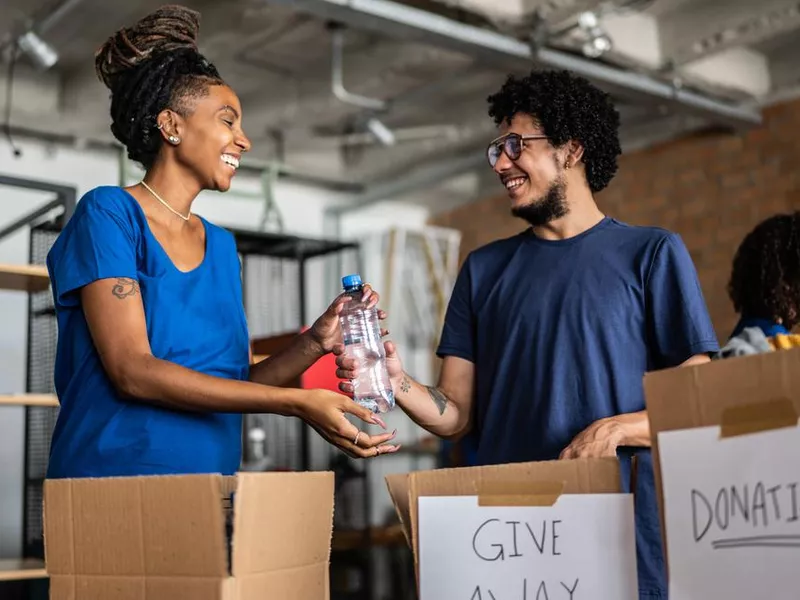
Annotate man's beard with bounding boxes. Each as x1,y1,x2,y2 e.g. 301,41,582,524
511,176,568,226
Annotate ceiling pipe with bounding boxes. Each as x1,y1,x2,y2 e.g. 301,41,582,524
261,0,762,129
0,0,85,59
329,23,388,111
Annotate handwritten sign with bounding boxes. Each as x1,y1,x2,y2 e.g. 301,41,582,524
659,423,800,599
418,495,638,600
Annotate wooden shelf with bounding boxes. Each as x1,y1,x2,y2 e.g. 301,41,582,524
0,558,47,582
0,263,49,293
0,394,59,407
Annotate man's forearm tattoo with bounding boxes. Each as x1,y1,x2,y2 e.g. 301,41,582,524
400,375,411,394
426,386,448,416
112,277,139,299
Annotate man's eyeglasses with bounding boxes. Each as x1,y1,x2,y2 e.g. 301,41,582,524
486,133,548,167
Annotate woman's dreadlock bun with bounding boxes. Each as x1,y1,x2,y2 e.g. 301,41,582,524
94,4,201,90
94,5,223,168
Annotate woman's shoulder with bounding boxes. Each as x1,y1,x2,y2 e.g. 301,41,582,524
76,186,139,218
73,185,141,228
67,186,145,239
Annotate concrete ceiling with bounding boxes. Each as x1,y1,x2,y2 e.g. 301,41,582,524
1,0,799,211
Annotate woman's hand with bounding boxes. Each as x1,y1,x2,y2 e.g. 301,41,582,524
296,388,400,458
308,284,386,354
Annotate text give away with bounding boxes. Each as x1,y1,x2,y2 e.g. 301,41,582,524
418,495,638,600
659,424,800,599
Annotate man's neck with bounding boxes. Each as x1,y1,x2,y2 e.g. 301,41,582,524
531,189,606,241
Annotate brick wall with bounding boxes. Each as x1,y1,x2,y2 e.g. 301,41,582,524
429,98,800,340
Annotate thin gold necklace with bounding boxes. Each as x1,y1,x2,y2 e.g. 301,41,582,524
140,181,191,221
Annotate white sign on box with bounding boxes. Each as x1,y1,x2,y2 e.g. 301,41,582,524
659,423,800,599
418,495,638,600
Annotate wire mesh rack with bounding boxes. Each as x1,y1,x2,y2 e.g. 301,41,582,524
235,230,361,475
24,224,60,558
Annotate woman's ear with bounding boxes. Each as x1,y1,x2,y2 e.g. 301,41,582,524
156,109,183,145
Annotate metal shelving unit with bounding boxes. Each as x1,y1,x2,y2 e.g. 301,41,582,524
0,175,75,599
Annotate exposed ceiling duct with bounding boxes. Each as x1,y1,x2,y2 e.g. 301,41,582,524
261,0,762,129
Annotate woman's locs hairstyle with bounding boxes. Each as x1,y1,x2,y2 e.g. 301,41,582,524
94,5,223,168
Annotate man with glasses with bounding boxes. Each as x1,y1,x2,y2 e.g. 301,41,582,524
335,69,718,599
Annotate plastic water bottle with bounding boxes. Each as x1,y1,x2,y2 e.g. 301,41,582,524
338,274,395,413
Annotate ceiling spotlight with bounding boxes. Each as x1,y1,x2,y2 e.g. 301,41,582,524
366,117,396,147
17,31,59,70
577,11,613,59
577,11,600,30
582,34,613,58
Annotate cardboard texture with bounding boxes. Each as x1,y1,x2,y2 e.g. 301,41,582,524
476,480,566,507
43,471,334,600
644,347,800,561
385,457,622,582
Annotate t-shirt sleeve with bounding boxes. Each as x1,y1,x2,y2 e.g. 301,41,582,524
436,258,475,363
646,233,719,368
50,202,139,308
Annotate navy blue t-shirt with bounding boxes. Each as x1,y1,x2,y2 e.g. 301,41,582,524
45,186,250,479
437,217,719,599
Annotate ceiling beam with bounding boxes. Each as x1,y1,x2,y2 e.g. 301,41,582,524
659,0,800,67
260,0,762,129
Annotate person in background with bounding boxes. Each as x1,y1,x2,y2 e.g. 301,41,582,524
45,5,398,480
717,211,800,358
335,69,719,599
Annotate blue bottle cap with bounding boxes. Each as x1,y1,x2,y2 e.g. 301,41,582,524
342,274,362,289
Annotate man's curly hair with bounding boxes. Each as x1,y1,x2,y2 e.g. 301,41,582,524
487,69,621,193
728,212,800,329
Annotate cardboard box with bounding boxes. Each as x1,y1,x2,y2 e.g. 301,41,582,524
43,471,334,600
644,347,800,560
385,457,623,583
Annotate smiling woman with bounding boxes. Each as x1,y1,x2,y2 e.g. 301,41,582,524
43,4,399,481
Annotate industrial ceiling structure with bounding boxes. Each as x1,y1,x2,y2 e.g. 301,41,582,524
1,0,798,209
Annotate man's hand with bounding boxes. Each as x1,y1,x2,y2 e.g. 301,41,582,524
559,417,626,459
333,340,405,396
308,284,385,354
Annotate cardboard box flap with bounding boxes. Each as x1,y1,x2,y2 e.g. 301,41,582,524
644,347,800,566
232,471,334,577
645,347,800,436
140,474,228,576
44,475,228,577
221,475,238,497
720,397,799,438
384,473,412,547
42,480,75,576
476,480,565,507
385,457,620,566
